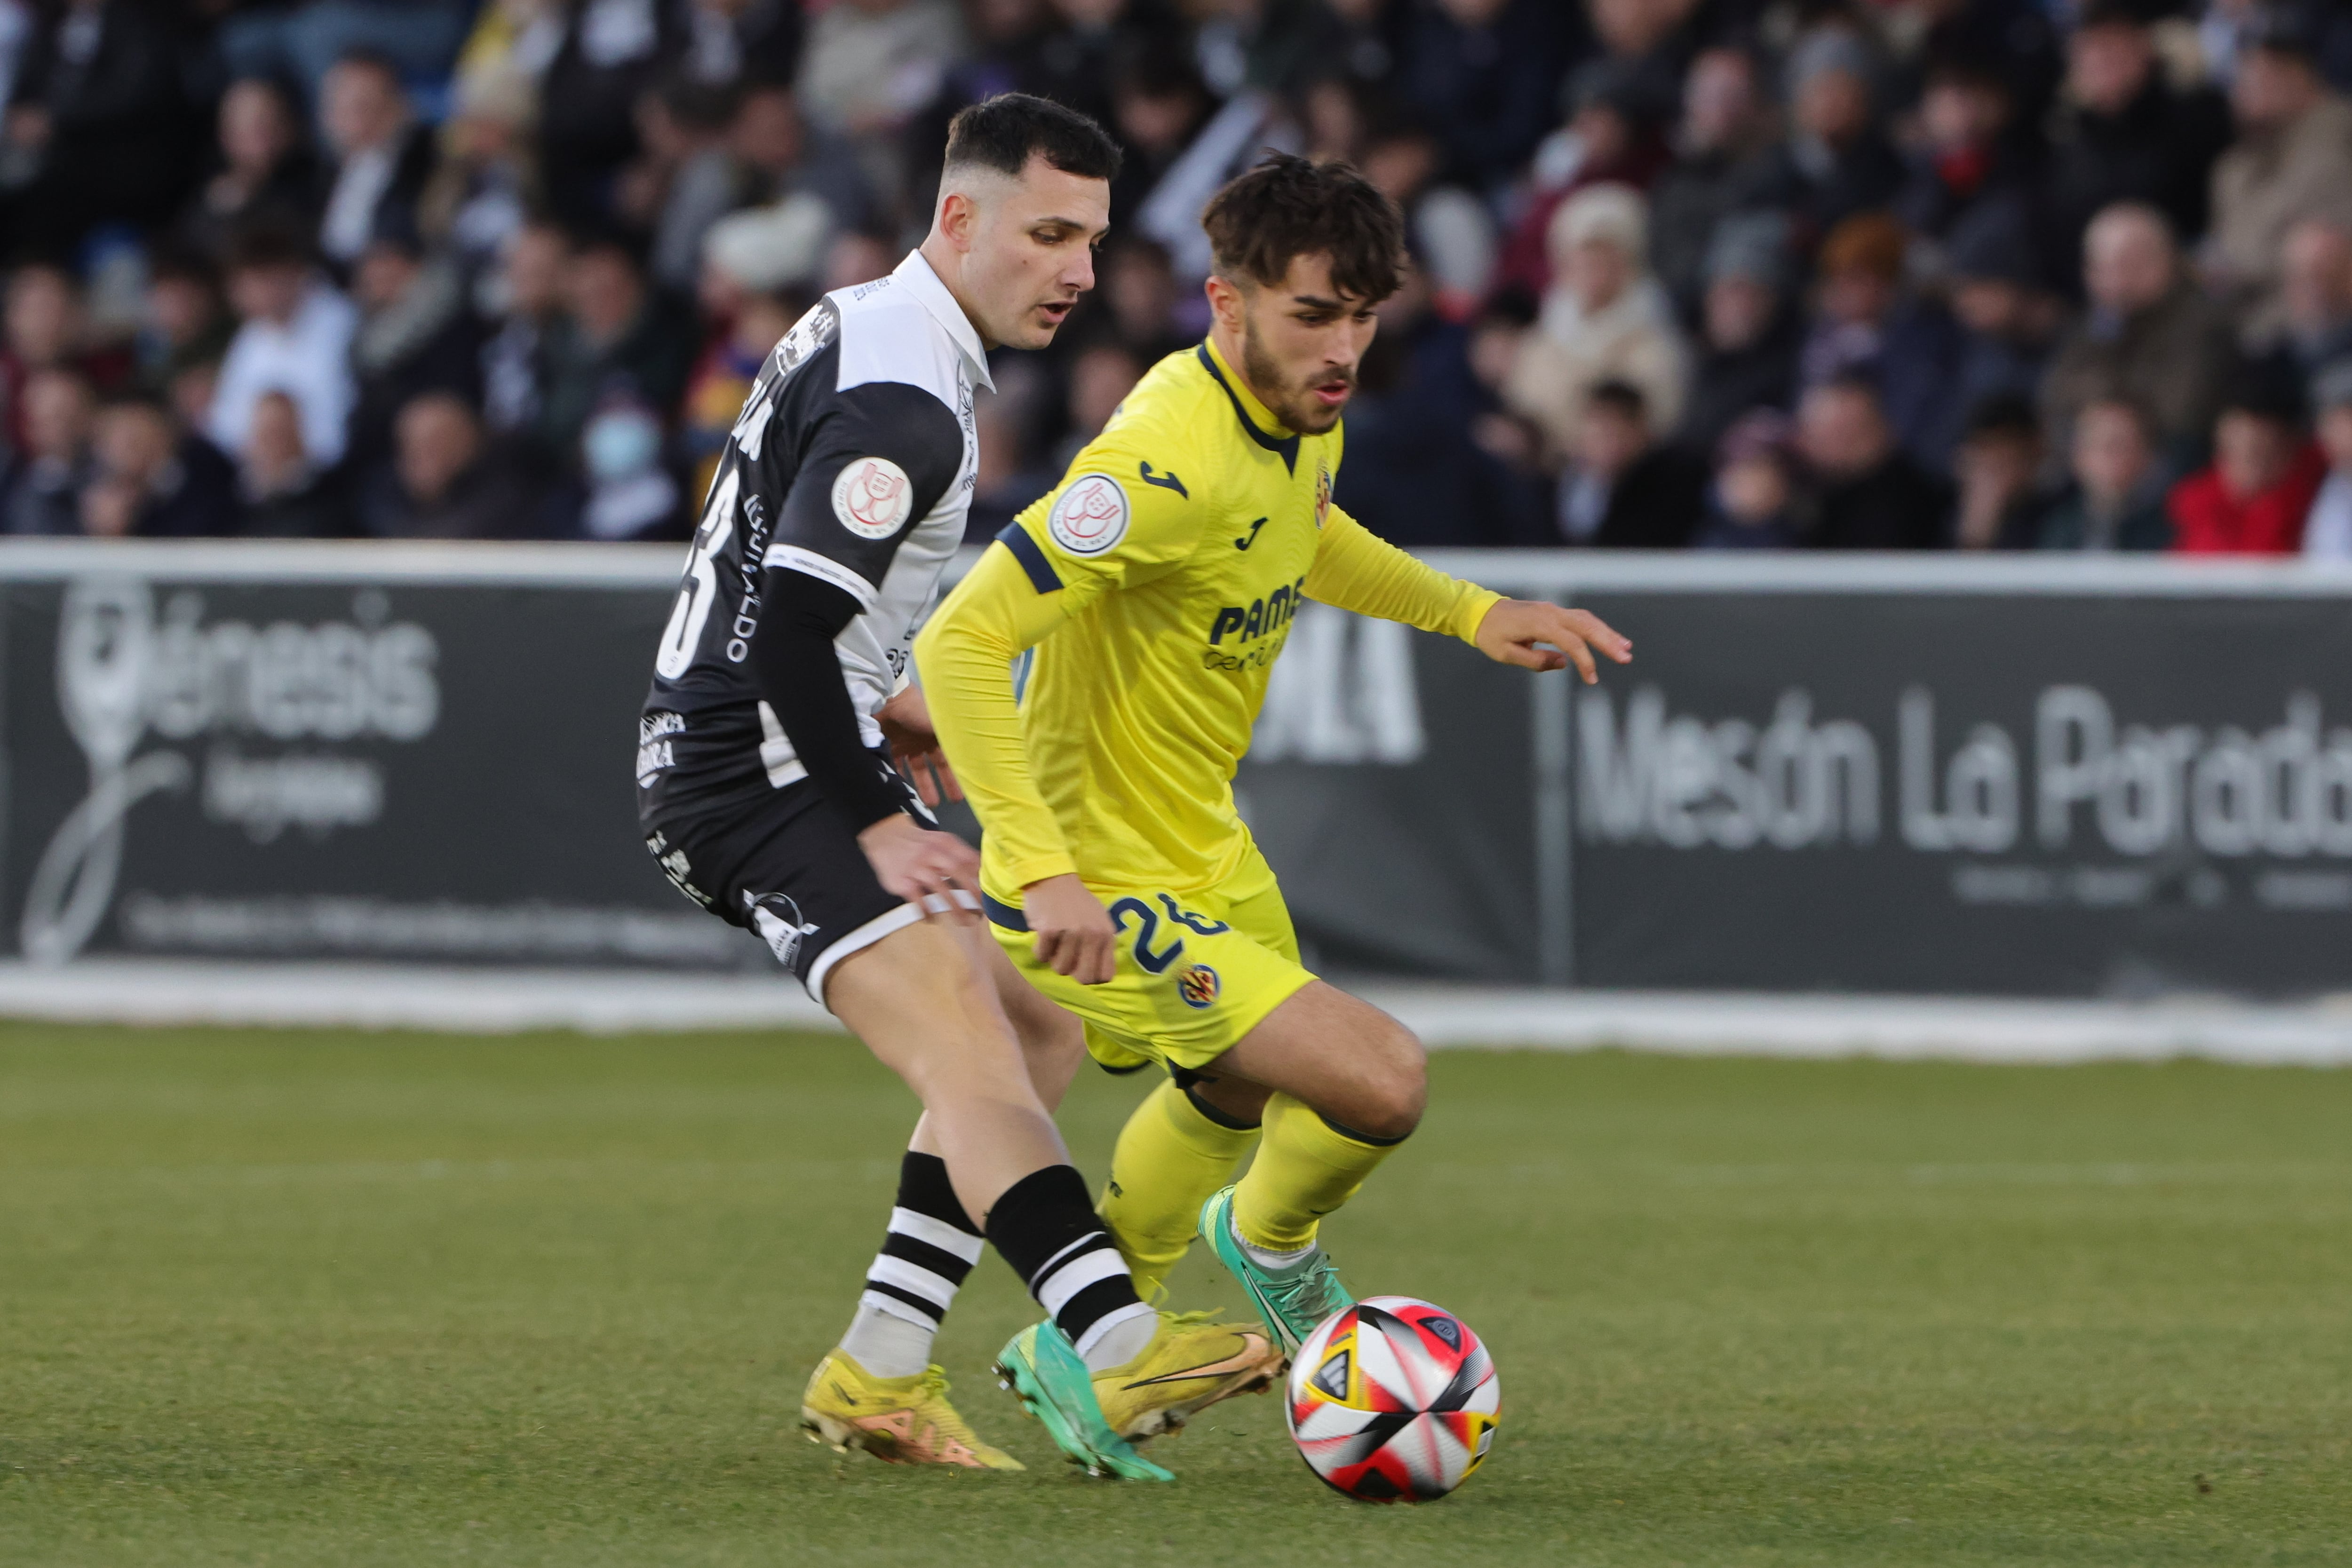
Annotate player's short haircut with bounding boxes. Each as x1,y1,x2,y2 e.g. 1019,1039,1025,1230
1201,152,1406,304
943,93,1122,183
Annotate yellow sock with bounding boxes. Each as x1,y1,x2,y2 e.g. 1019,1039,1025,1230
1097,1077,1259,1298
1232,1093,1403,1252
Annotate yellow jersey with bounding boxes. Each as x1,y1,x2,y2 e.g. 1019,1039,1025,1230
915,337,1501,899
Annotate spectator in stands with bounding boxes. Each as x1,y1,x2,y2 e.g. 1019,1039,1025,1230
207,225,359,471
135,253,236,403
2299,361,2352,557
1053,338,1135,462
214,0,475,104
2168,366,2327,554
1647,46,1791,317
1796,375,1952,549
346,224,484,482
2042,202,2233,472
536,234,694,473
2251,216,2352,390
1798,212,1963,469
1360,112,1500,317
416,63,544,293
681,195,827,499
659,83,873,292
1675,212,1799,465
82,394,237,538
362,390,539,539
1894,57,2032,246
3,367,94,534
314,51,437,272
1394,0,1575,190
2038,1,2232,278
536,0,680,230
3,262,127,453
794,0,964,150
0,0,190,253
1097,237,1189,364
1772,28,1903,237
2035,396,2172,550
1556,379,1706,548
1951,394,2047,550
236,388,348,538
480,220,568,439
1692,408,1800,551
1104,42,1214,234
179,77,320,266
1335,259,1541,547
2206,9,2352,332
1927,196,2058,471
1493,56,1670,305
1503,183,1688,469
677,0,803,90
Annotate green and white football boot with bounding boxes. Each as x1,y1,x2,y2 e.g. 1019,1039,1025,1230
993,1319,1175,1481
1198,1184,1355,1359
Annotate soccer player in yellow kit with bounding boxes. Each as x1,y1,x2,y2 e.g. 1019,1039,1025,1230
918,155,1632,1396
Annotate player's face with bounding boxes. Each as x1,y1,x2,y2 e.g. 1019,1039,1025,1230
1237,253,1379,435
963,156,1111,350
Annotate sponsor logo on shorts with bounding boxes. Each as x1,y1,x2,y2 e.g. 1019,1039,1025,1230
832,457,914,539
1047,473,1129,554
746,891,820,971
1176,963,1221,1009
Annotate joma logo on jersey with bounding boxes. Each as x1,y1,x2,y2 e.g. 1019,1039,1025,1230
1208,577,1308,645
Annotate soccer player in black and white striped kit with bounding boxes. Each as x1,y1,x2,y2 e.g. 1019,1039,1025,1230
635,95,1266,1479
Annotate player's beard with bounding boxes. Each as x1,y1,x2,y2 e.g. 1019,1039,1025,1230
1240,315,1350,436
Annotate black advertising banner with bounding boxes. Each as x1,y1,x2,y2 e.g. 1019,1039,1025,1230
0,551,758,969
1561,586,2352,998
9,544,2352,999
1234,603,1541,982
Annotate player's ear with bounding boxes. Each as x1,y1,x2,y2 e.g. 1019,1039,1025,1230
935,187,979,252
1204,273,1246,335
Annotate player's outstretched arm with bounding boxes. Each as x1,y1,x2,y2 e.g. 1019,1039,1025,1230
1470,599,1633,684
914,543,1119,982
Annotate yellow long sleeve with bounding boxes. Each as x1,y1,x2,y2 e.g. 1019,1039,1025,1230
912,541,1083,888
1303,506,1502,644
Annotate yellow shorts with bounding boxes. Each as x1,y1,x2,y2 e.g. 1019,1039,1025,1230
984,848,1317,1073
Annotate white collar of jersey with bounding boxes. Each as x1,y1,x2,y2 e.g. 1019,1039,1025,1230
890,249,995,394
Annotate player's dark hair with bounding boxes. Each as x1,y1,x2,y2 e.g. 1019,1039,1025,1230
944,93,1122,183
1201,152,1406,304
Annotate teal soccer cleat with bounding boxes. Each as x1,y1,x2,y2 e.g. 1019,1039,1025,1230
993,1320,1176,1481
1198,1184,1355,1359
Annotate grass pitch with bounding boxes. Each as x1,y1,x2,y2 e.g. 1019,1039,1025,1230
1,1024,2347,1568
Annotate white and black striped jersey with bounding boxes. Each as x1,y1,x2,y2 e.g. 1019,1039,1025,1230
637,250,988,816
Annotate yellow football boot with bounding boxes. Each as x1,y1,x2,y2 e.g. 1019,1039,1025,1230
1092,1310,1285,1442
800,1351,1025,1470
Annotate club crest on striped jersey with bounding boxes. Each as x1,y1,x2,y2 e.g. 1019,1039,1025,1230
1048,473,1129,554
833,457,913,538
1314,462,1332,530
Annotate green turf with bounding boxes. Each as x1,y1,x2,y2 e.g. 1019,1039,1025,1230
1,1024,2347,1567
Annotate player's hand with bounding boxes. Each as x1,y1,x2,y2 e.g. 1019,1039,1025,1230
876,683,961,808
1472,599,1632,684
858,814,979,922
1024,873,1117,985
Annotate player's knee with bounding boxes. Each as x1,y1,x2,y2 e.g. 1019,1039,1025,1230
1346,1026,1426,1141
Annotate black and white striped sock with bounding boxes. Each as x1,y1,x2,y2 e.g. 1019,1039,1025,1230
836,1152,981,1379
985,1164,1157,1372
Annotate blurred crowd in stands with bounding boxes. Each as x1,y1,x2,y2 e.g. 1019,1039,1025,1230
7,0,2352,554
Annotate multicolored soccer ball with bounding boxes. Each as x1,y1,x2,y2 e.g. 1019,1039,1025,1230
1284,1296,1500,1503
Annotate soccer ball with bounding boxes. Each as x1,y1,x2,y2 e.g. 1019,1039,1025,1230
1284,1295,1500,1503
